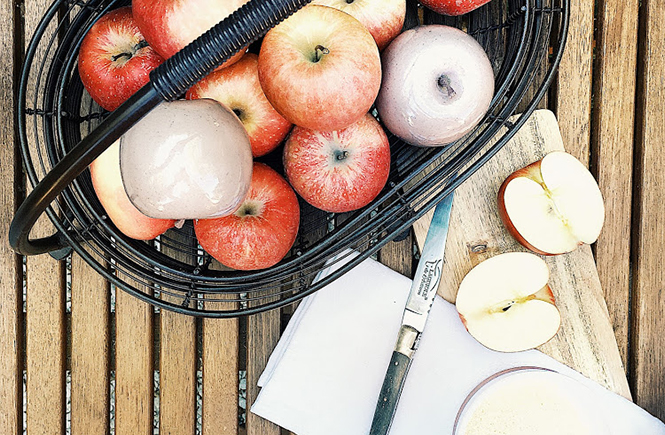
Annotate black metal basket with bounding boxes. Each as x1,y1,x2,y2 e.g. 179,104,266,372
14,0,569,316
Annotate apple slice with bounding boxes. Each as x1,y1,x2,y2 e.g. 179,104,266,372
498,151,605,255
455,252,561,352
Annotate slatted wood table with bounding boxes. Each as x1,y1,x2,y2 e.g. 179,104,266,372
1,1,664,434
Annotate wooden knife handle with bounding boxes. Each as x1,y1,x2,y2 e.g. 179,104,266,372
369,351,412,435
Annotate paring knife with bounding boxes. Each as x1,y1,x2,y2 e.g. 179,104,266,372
369,192,454,435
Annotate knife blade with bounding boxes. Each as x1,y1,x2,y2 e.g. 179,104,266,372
369,192,454,435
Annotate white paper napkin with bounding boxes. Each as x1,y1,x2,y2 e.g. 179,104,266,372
252,252,665,435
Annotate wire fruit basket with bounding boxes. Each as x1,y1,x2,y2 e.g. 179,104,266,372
14,0,569,316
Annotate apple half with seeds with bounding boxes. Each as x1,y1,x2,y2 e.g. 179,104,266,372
498,151,605,256
455,252,561,353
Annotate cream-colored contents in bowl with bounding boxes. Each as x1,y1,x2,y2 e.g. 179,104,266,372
459,370,604,435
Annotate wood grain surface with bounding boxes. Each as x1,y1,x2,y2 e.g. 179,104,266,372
159,230,197,435
115,276,153,435
589,0,639,374
0,0,21,433
412,110,631,400
70,254,110,435
23,0,67,433
631,0,665,419
202,260,240,435
553,0,594,167
246,304,281,435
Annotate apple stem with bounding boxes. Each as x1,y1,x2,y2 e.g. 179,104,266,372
313,45,330,63
437,74,457,99
111,39,149,62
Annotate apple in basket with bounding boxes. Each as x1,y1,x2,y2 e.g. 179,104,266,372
195,163,300,271
419,0,493,16
133,0,249,69
78,6,164,111
311,0,406,51
119,99,253,220
258,5,381,132
186,53,292,158
283,113,391,213
90,140,176,240
498,151,605,255
455,252,562,352
376,25,494,147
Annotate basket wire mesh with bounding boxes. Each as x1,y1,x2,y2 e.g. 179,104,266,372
17,0,569,316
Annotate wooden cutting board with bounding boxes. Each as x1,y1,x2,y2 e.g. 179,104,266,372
412,109,632,400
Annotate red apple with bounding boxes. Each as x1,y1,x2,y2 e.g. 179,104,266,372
78,6,164,111
258,5,381,132
420,0,492,16
132,0,248,70
194,163,300,271
498,151,605,256
311,0,406,51
90,140,176,240
455,252,561,352
186,53,292,157
376,25,494,146
283,113,390,213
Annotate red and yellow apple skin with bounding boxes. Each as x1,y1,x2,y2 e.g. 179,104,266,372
312,0,406,51
497,151,605,256
78,6,164,111
132,0,248,70
258,5,381,132
90,141,176,240
194,163,300,271
420,0,492,16
497,160,553,256
186,54,292,157
283,113,391,213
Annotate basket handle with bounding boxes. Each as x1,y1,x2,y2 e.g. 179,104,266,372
10,0,312,256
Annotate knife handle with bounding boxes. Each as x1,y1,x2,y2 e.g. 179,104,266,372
369,351,412,435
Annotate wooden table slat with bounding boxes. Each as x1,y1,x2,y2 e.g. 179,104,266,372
23,0,67,432
553,0,594,166
202,260,240,435
70,254,110,435
631,0,665,420
246,308,281,435
159,231,198,435
590,0,640,374
114,278,154,435
0,0,21,432
25,256,66,435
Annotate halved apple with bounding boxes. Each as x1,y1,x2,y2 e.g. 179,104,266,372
455,252,561,352
498,151,605,256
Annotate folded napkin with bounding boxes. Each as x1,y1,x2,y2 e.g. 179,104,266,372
252,252,665,435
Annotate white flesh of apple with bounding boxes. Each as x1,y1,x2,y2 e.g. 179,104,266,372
503,151,604,254
456,252,561,352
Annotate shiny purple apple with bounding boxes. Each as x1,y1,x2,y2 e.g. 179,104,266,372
376,25,495,147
